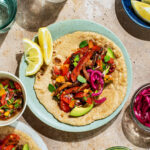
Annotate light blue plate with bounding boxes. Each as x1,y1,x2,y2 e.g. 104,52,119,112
11,121,48,150
19,19,132,132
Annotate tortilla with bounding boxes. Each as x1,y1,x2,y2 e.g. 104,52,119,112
34,31,127,126
0,126,41,150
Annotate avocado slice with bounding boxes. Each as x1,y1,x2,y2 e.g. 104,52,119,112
70,103,94,117
22,144,29,150
106,48,115,59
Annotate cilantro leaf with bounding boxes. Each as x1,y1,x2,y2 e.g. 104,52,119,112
48,84,56,93
79,41,88,48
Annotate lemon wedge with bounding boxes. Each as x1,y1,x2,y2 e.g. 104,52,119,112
142,0,150,5
131,0,150,23
23,39,43,76
38,27,53,65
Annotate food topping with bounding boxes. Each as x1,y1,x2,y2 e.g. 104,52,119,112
0,134,29,150
134,86,150,128
49,40,116,116
0,79,24,120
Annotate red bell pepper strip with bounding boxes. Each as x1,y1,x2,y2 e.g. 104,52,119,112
62,87,79,95
71,50,94,82
0,94,7,106
60,100,71,112
74,92,87,98
92,45,101,51
61,65,69,76
64,56,70,64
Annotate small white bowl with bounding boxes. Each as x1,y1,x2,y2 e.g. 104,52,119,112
0,71,27,126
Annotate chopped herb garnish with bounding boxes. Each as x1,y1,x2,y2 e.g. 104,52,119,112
102,63,106,70
77,75,87,83
10,109,14,114
74,55,80,62
48,84,56,93
14,103,20,109
73,62,78,67
83,96,87,101
9,80,15,88
79,41,88,48
104,55,110,62
4,85,8,89
12,147,15,150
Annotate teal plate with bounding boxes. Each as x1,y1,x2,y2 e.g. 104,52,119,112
19,19,132,132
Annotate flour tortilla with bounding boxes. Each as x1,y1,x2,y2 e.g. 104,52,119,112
34,31,127,126
0,126,41,150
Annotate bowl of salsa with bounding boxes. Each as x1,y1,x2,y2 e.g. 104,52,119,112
0,71,27,126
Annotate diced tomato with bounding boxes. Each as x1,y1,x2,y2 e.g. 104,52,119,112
14,82,21,90
62,87,79,95
60,100,70,112
0,94,7,106
71,50,93,82
53,66,61,75
1,80,9,86
107,58,114,64
74,92,87,98
61,64,69,76
60,94,71,104
86,97,93,104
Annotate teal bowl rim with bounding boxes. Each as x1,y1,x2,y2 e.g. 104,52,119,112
19,19,132,132
106,146,131,150
0,0,17,30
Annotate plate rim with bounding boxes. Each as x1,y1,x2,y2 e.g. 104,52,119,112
19,19,132,132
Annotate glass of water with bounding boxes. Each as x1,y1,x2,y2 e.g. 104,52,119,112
0,0,17,33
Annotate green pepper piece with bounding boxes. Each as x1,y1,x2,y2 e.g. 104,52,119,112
79,41,88,48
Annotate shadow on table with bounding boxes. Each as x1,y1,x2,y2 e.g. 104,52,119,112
15,53,23,77
122,106,150,148
115,0,150,41
16,0,66,32
23,106,119,142
0,32,8,49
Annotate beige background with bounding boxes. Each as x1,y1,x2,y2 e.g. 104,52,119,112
0,0,150,150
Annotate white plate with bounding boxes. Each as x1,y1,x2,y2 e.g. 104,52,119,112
10,121,48,150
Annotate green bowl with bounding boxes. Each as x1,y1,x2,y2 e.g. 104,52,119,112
106,146,131,150
19,19,132,132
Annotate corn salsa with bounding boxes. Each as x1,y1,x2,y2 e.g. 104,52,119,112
0,79,23,120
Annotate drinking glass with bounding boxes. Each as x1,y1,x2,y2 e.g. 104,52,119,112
0,0,17,33
122,83,150,148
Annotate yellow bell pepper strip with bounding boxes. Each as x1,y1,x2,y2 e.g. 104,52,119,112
56,76,65,83
104,75,113,83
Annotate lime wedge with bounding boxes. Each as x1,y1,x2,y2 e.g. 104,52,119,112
131,0,150,23
38,27,53,65
23,39,43,76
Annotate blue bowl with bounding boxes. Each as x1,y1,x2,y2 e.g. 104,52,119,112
19,19,132,132
122,0,150,29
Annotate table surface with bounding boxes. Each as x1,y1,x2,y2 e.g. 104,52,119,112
0,0,150,150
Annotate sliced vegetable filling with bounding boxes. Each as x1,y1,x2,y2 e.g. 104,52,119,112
49,40,116,116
